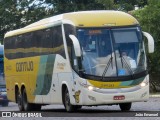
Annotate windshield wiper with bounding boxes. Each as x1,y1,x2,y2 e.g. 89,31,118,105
118,49,134,78
101,53,113,81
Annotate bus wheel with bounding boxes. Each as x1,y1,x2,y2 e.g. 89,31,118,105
22,88,33,111
74,105,82,110
17,91,24,111
119,103,132,111
64,88,76,112
33,104,41,111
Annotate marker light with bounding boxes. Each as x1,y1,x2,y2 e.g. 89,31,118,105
103,23,116,26
88,86,94,91
79,82,99,91
140,82,146,87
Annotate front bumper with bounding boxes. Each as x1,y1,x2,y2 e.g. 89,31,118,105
79,84,149,105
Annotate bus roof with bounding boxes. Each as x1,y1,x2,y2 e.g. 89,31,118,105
4,10,139,38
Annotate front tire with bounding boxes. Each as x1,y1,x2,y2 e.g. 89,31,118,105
119,103,132,111
74,105,82,110
63,88,76,112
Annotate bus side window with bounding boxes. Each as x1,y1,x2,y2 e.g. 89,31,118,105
52,26,66,58
14,35,22,58
24,33,33,57
4,37,12,59
44,29,52,50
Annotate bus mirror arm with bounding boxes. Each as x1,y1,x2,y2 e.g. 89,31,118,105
142,31,154,53
69,35,83,76
69,35,82,57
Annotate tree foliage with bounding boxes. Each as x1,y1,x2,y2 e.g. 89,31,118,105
114,0,148,11
133,0,160,73
45,0,105,14
0,0,19,41
132,0,160,91
0,0,48,43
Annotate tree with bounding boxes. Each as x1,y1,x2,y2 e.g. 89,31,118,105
0,0,20,43
96,0,114,10
0,0,48,43
133,0,160,92
18,0,49,25
114,0,148,11
44,0,105,14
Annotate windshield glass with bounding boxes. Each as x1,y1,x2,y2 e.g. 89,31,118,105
112,27,146,76
77,27,146,77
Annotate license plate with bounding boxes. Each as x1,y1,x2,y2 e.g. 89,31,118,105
113,95,125,100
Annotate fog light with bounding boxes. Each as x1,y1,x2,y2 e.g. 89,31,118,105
88,86,94,91
140,82,146,87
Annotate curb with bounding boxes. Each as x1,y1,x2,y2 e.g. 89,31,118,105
149,94,160,98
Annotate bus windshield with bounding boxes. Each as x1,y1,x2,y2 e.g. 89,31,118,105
77,27,146,78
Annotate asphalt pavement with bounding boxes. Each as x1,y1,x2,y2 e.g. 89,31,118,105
0,97,160,120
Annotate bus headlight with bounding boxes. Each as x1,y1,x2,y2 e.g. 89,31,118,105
79,82,99,91
88,86,94,91
140,80,149,87
140,82,146,87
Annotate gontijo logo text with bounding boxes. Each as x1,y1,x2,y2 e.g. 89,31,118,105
16,61,33,72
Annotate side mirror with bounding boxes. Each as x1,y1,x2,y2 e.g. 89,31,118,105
69,35,81,57
143,31,154,53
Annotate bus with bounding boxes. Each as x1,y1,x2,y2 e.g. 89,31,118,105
4,11,154,112
0,44,9,106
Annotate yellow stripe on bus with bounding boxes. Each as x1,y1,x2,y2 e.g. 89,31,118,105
5,45,64,54
88,79,140,89
88,80,121,89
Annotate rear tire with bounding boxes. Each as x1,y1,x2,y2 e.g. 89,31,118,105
33,104,42,111
63,88,76,112
119,103,132,111
17,91,24,111
22,88,33,111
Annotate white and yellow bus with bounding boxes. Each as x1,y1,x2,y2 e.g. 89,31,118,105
4,11,154,112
